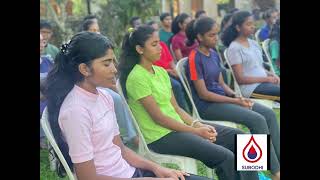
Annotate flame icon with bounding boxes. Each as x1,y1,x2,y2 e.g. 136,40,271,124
242,135,262,163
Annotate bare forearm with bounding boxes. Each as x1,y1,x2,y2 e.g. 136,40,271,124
222,84,236,97
175,106,194,126
95,176,153,180
75,161,155,180
200,90,237,104
153,114,196,134
170,61,176,70
266,70,274,76
174,50,183,61
237,76,269,84
122,146,158,172
232,65,270,84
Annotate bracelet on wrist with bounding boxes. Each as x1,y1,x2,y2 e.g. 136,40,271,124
191,120,201,127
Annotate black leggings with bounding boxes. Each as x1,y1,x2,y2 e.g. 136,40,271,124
132,168,211,180
148,123,258,180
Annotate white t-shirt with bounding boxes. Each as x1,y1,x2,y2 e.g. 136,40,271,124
227,39,267,97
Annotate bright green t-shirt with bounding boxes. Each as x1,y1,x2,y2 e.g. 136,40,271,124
126,64,184,144
159,28,174,47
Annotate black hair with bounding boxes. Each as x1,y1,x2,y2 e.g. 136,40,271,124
146,20,157,26
130,16,141,27
83,14,98,21
171,13,190,35
185,20,196,46
81,19,96,31
186,17,215,46
44,32,114,172
40,20,52,30
252,8,261,20
229,8,239,14
221,11,252,47
262,8,278,20
220,13,233,32
160,12,171,21
195,10,206,19
270,22,280,43
118,25,156,97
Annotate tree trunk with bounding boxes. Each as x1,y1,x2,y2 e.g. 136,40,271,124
44,0,73,42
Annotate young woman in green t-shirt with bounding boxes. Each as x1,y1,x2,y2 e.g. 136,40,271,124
119,25,259,180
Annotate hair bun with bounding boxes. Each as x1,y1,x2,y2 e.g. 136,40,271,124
60,40,71,54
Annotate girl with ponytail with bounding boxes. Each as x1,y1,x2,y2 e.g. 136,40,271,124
170,13,197,60
45,31,193,179
221,11,280,101
119,25,254,180
186,16,280,180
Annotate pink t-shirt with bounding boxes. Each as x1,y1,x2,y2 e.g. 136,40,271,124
59,85,136,177
171,31,198,58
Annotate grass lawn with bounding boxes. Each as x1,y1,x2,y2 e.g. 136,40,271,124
40,109,280,180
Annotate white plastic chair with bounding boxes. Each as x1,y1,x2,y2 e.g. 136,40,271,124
262,39,276,74
255,29,261,43
115,80,201,176
175,57,238,128
170,43,178,63
223,49,274,109
40,108,77,180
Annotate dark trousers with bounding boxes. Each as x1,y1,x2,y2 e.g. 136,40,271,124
200,102,280,174
170,75,191,113
252,82,280,102
148,123,258,180
132,168,211,180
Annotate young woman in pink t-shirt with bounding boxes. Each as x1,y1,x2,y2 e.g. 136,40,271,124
45,32,211,180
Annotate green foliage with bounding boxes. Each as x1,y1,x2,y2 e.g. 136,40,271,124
217,0,230,4
72,0,87,16
41,0,92,47
99,0,160,48
40,150,68,180
42,0,160,49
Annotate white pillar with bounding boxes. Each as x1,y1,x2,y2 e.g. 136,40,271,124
235,0,251,11
179,0,191,15
203,0,218,19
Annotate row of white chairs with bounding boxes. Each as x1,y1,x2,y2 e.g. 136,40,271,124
40,38,277,179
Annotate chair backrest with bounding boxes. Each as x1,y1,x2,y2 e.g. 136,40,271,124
223,49,243,97
176,58,239,128
115,80,152,155
262,39,276,74
255,29,261,43
224,49,275,108
169,43,177,63
40,108,76,180
175,58,204,120
116,79,207,175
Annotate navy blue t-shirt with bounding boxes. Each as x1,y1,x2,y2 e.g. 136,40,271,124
186,49,225,112
40,56,53,115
